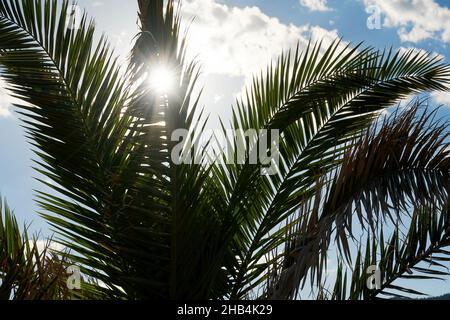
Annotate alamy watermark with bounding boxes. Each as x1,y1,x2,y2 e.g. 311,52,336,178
66,265,81,290
366,5,382,30
366,265,382,290
65,4,82,31
171,129,280,176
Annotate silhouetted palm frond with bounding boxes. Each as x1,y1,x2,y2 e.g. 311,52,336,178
328,204,450,300
1,0,450,300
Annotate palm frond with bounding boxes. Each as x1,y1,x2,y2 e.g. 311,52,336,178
263,100,450,299
220,40,450,299
0,0,133,298
2,0,450,301
327,204,450,300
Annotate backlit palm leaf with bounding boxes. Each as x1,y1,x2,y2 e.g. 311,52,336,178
1,0,450,300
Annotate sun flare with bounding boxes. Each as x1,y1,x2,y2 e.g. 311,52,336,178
148,65,175,95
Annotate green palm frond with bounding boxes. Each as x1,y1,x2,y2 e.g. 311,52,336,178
0,0,132,298
221,41,450,298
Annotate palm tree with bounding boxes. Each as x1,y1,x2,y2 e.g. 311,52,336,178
1,0,450,300
0,200,70,299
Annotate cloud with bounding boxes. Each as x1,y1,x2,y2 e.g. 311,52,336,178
364,0,450,43
0,78,12,117
299,0,332,12
33,240,65,256
0,78,34,118
432,91,450,106
181,0,340,79
178,0,346,130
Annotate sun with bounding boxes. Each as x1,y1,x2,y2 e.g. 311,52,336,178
148,65,175,95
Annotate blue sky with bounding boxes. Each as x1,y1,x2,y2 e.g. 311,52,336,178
1,0,450,297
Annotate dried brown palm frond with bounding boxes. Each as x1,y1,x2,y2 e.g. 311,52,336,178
266,100,450,299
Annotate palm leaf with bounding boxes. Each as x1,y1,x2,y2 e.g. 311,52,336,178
327,204,450,300
220,41,450,298
2,0,450,301
0,0,133,298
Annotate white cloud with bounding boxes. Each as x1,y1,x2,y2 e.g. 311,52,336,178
299,0,332,12
181,0,340,79
364,0,450,43
33,240,65,256
178,0,345,130
432,91,450,106
0,78,12,117
0,78,33,118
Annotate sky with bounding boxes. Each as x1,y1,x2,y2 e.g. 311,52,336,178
2,0,450,297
